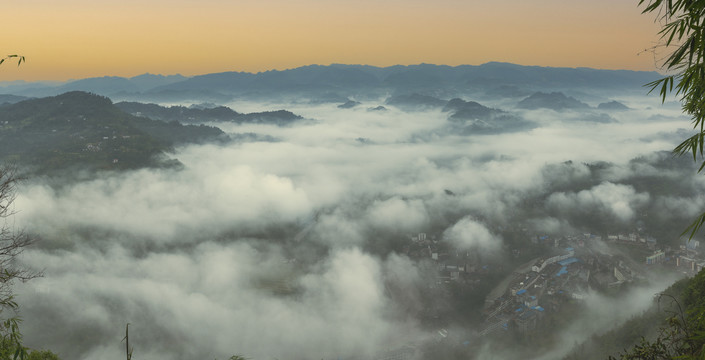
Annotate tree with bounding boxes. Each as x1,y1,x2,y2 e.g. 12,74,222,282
0,55,59,360
0,53,47,360
608,272,705,359
607,4,705,358
639,0,705,238
0,166,39,360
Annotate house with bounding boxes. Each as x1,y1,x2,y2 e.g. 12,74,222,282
646,250,666,265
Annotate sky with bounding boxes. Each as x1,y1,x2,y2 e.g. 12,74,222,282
1,0,664,81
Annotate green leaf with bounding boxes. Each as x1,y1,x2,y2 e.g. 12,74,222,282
681,212,705,240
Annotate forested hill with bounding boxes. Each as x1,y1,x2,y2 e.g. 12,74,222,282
0,91,226,174
563,270,705,359
114,101,303,125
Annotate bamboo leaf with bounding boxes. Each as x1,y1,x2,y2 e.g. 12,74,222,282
681,212,705,240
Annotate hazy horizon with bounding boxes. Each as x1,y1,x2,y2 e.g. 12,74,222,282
0,61,664,86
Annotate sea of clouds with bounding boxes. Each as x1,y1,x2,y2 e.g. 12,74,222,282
8,92,697,359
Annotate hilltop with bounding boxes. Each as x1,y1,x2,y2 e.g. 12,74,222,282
516,91,591,111
0,91,226,174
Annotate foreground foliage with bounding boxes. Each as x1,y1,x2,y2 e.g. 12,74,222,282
0,167,41,359
608,270,705,359
639,0,705,238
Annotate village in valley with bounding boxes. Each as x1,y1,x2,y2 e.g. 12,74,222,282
402,229,704,339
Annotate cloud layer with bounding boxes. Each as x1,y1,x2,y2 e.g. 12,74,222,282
8,92,700,359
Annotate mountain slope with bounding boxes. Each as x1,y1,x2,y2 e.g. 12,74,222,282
0,91,225,173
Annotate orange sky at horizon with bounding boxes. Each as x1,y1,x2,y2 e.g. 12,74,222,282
0,0,667,81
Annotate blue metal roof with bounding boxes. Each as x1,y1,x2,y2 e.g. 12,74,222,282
516,289,527,295
556,266,568,277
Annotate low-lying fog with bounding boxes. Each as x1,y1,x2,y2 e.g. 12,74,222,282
11,92,698,359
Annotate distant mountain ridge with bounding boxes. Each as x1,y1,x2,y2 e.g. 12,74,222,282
0,94,30,105
0,63,661,102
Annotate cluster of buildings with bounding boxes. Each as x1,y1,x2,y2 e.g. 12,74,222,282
401,227,705,342
599,230,705,275
644,238,705,274
403,232,487,287
480,234,641,337
83,142,102,152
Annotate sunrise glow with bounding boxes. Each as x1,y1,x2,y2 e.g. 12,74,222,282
1,0,664,81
